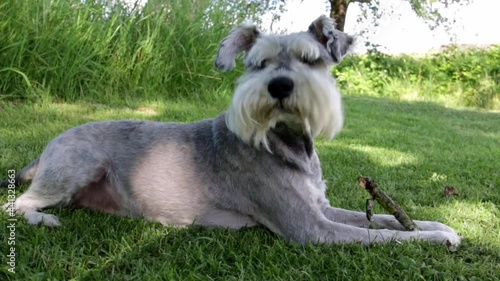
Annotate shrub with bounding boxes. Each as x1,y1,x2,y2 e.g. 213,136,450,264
334,46,500,109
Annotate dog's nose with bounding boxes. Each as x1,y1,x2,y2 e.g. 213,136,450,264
268,76,294,100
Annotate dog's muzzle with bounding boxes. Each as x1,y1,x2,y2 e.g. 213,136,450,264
268,76,294,101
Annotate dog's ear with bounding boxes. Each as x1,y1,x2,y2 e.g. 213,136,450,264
308,15,354,64
215,23,260,72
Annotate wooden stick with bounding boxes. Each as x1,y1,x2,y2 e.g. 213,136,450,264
358,176,421,231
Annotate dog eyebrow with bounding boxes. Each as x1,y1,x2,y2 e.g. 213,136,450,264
245,37,281,66
287,36,321,60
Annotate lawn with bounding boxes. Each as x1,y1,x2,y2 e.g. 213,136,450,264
0,96,498,280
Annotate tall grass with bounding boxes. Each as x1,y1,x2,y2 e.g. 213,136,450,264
0,0,254,103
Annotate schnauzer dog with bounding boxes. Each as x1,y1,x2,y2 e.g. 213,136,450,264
2,16,460,246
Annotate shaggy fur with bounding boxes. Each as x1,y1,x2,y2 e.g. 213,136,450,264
2,16,460,246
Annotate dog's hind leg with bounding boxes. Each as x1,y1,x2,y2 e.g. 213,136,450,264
4,153,112,227
8,185,64,227
1,158,63,226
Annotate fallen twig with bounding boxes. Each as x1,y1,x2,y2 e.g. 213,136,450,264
358,176,421,231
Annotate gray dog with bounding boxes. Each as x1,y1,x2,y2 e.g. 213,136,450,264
2,16,460,246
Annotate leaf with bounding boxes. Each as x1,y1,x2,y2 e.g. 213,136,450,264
444,185,459,197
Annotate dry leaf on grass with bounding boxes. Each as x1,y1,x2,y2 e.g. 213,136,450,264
444,185,459,197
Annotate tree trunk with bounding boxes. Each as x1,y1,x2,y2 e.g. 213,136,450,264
329,0,348,31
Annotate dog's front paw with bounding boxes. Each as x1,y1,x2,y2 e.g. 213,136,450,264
423,230,461,247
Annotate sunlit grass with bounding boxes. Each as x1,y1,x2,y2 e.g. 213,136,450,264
423,201,499,245
341,144,420,167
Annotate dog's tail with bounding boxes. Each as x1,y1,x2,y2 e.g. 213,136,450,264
0,157,40,188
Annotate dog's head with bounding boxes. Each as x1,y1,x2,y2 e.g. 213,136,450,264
215,15,354,150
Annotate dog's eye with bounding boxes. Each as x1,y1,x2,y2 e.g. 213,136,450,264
300,56,320,66
257,59,269,69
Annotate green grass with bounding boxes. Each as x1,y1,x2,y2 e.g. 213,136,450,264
0,0,499,279
1,96,499,280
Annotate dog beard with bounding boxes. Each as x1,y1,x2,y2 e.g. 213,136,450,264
225,69,343,151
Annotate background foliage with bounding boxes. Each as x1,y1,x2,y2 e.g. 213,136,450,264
0,0,498,109
334,46,500,109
